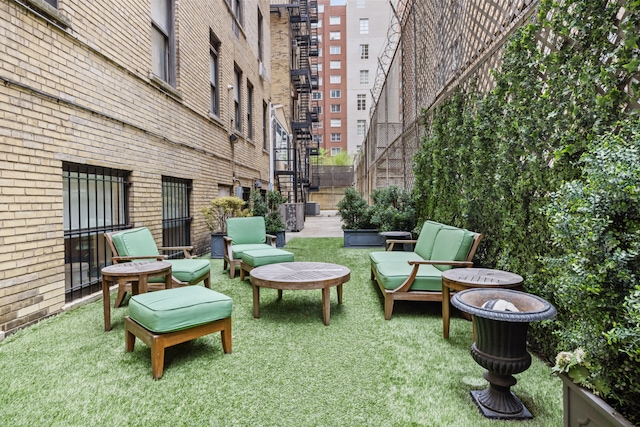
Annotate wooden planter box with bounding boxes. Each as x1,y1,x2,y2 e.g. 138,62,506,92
560,374,634,427
343,229,385,248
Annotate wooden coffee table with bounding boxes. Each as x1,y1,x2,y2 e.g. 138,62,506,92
441,268,523,338
249,262,350,325
101,261,172,331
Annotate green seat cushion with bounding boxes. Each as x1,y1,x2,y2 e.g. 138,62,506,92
231,243,274,260
369,251,423,265
162,259,210,283
375,262,443,291
227,217,267,245
241,248,294,267
430,227,475,271
129,286,232,333
112,228,160,257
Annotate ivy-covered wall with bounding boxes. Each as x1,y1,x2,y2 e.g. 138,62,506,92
413,0,639,422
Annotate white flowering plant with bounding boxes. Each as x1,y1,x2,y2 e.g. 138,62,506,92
552,348,610,396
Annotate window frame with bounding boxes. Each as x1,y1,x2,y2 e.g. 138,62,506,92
330,90,342,98
151,0,175,86
359,18,369,34
209,32,221,116
357,94,366,110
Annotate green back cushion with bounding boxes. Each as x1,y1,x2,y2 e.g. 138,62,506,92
414,221,443,259
112,228,160,257
430,227,475,271
227,217,266,245
129,286,232,333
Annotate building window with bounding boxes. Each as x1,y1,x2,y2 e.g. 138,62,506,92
330,61,341,69
359,18,369,34
357,94,366,110
360,44,369,59
263,101,268,150
357,0,365,7
330,75,341,84
330,45,341,55
257,8,264,61
329,16,341,25
151,0,174,85
313,105,322,115
313,134,323,143
210,32,220,116
247,81,254,139
330,90,341,98
360,70,369,84
330,104,341,112
330,119,342,127
331,147,342,156
329,31,341,40
312,91,322,100
357,120,366,136
331,133,342,142
162,176,192,258
63,163,129,302
44,0,58,6
234,67,242,131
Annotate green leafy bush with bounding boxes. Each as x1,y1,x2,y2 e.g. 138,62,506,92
542,119,640,417
250,190,287,233
369,186,417,233
337,187,375,230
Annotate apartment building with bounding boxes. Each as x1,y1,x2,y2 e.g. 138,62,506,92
0,0,271,335
346,0,393,153
314,0,347,156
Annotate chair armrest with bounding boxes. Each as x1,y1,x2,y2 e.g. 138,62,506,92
159,246,195,259
385,239,418,251
265,234,277,247
408,260,473,267
223,236,234,260
112,255,167,263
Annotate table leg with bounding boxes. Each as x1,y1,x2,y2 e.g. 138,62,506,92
337,284,343,304
442,284,451,339
102,277,111,331
322,287,330,326
164,270,172,289
252,283,260,318
138,274,148,294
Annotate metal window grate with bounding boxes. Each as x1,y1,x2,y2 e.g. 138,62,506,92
162,176,192,258
63,163,129,302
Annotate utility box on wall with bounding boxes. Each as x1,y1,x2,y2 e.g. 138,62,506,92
281,203,305,232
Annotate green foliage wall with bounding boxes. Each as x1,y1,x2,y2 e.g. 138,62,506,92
413,0,639,421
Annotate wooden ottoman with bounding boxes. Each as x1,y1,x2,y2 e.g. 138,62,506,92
125,286,232,379
239,248,294,280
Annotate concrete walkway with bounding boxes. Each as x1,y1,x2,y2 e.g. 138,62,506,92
285,210,343,241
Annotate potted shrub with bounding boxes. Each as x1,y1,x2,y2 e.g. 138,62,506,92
250,190,287,247
337,187,384,248
369,186,418,251
201,196,248,258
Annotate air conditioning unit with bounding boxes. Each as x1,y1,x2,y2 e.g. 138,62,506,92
259,61,267,80
292,40,298,48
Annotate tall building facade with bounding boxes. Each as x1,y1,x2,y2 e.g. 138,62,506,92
346,0,393,154
0,0,271,335
314,0,347,156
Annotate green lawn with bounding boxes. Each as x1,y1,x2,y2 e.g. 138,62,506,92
0,238,563,426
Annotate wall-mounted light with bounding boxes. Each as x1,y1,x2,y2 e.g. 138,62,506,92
229,133,238,143
254,180,262,189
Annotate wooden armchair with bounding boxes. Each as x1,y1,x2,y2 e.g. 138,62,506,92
105,227,211,307
223,217,276,278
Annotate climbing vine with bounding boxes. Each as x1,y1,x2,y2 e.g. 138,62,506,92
413,0,640,421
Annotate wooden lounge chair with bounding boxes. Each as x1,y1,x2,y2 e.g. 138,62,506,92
223,217,277,278
105,227,211,307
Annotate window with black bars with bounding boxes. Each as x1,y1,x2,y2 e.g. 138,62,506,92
162,176,192,257
63,163,129,302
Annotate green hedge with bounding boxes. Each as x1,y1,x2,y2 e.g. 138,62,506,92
413,1,639,422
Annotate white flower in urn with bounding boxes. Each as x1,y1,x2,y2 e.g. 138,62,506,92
481,298,520,312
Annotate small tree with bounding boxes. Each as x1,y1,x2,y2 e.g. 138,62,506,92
250,190,287,233
201,196,248,233
337,187,374,230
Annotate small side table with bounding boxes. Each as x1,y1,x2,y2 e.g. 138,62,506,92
101,261,172,331
441,268,523,339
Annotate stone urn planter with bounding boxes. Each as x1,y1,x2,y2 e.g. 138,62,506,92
451,288,556,420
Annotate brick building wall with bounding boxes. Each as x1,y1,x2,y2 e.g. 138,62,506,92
0,0,271,335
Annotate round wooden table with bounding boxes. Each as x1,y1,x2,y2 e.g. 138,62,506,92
249,262,350,325
441,268,523,338
101,261,172,331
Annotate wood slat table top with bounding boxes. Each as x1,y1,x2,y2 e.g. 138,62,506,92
101,261,171,276
441,267,523,287
250,262,350,288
